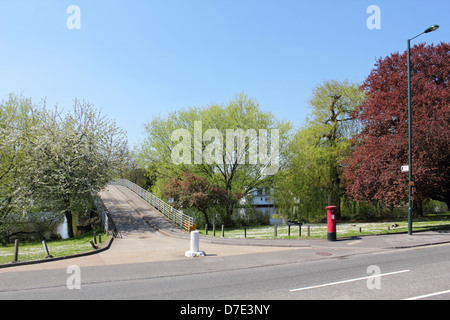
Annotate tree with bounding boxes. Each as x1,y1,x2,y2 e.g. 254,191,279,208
23,99,128,238
121,153,157,190
1,95,128,240
139,92,291,222
274,80,365,220
162,172,242,226
343,42,449,214
28,100,127,237
0,94,42,242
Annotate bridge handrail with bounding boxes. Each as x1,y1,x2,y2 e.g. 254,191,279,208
111,179,194,231
95,197,117,237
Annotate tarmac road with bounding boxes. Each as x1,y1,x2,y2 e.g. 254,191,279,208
0,242,449,300
1,184,449,301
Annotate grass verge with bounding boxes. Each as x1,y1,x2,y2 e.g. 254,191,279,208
0,229,110,265
198,215,450,240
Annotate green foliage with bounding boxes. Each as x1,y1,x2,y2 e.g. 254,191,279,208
138,92,292,223
161,172,244,226
0,94,128,240
274,80,366,222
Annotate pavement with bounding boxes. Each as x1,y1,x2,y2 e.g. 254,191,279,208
2,184,450,273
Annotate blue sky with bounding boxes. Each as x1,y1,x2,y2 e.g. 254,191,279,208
0,0,448,148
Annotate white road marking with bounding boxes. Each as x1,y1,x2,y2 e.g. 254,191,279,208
404,289,450,300
373,243,450,255
290,269,410,292
347,240,363,246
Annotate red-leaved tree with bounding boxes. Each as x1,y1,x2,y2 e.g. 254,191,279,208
162,172,243,226
343,42,449,214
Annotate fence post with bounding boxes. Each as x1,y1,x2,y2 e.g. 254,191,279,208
12,239,19,263
42,240,53,259
221,225,225,237
90,240,98,249
274,224,277,237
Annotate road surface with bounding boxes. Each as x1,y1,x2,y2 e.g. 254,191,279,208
0,243,449,300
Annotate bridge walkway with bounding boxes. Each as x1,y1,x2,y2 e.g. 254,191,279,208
99,184,187,239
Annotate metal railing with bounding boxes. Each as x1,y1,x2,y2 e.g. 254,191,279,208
112,179,194,231
95,197,117,237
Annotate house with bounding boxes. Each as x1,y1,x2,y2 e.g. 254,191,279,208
239,187,283,225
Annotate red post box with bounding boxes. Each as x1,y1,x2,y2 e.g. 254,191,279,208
326,206,337,241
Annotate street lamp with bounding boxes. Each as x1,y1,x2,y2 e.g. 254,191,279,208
407,24,439,235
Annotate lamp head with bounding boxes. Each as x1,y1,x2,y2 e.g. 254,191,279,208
424,25,439,33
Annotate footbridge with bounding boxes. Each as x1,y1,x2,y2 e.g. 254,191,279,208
98,180,194,239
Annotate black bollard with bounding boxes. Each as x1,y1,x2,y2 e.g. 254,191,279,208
12,239,19,263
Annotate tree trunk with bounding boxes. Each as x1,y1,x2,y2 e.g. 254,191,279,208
65,210,75,238
445,196,450,213
328,163,342,219
201,210,211,227
413,200,423,218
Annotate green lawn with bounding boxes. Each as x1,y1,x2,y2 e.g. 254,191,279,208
198,215,450,240
0,229,110,265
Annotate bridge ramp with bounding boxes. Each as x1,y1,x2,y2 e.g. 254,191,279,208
99,185,186,239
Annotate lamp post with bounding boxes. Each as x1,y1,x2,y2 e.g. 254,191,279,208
407,24,439,235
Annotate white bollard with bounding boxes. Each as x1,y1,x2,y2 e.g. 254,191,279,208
185,230,205,258
190,230,199,252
